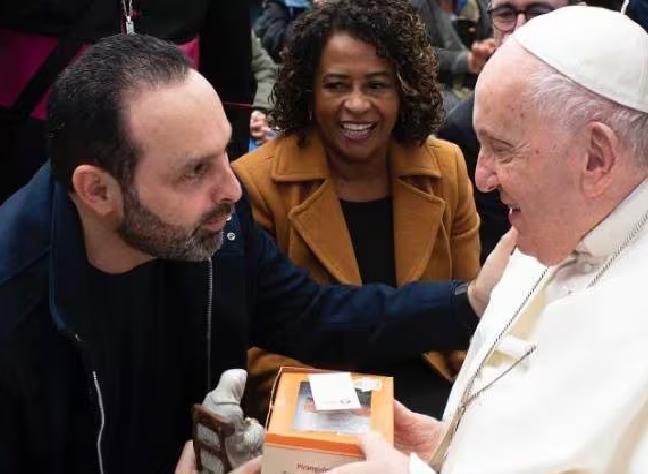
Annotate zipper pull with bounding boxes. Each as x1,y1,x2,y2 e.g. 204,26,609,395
126,15,135,34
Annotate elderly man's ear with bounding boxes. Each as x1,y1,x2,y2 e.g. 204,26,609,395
71,164,124,217
581,121,620,198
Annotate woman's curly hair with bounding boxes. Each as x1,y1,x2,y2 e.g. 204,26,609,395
269,0,444,146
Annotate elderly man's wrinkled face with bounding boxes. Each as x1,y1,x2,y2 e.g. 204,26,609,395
489,0,571,46
474,44,586,265
118,70,242,262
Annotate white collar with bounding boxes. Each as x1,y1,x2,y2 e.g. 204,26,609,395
575,178,648,261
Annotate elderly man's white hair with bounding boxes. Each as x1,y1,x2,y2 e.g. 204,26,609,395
508,6,648,163
520,61,648,165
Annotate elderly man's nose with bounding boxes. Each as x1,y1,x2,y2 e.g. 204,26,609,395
475,156,498,192
516,11,528,28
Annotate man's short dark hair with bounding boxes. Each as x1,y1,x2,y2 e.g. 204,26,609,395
47,34,191,190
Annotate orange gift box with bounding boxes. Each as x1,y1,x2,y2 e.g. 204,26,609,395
261,367,394,474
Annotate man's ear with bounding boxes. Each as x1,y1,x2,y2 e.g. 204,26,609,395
71,165,123,217
581,121,619,198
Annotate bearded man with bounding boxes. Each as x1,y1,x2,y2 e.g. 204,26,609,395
0,34,509,474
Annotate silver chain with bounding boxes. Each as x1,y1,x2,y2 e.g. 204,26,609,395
121,0,135,34
588,207,648,288
432,205,648,470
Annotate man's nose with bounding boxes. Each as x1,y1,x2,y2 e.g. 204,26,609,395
475,154,499,193
213,161,242,204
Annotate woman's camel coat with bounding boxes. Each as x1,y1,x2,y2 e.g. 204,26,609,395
233,131,480,417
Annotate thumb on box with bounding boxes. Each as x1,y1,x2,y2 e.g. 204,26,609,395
358,431,390,459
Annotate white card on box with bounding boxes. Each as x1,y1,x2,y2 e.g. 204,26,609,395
308,372,361,411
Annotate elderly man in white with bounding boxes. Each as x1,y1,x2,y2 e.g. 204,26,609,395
326,6,648,474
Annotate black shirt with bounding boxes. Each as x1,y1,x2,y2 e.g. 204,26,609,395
340,197,396,287
340,197,451,418
82,260,198,473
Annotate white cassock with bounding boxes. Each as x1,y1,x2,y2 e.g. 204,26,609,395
410,178,648,474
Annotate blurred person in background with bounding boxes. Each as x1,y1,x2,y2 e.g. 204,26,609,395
254,0,313,62
250,30,279,148
411,0,496,113
0,0,254,204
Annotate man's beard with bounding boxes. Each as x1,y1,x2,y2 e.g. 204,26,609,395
117,187,234,262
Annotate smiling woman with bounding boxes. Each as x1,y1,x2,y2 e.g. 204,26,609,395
233,0,480,421
312,33,400,185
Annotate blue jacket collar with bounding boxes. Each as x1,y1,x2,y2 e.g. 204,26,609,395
0,163,53,286
48,170,96,339
0,162,108,341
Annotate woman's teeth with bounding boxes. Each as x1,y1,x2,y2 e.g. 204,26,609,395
341,122,374,138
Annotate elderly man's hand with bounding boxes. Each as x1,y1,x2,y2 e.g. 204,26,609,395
174,441,262,474
326,432,409,474
394,401,445,462
468,227,518,317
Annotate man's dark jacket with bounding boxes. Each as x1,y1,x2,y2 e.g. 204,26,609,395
0,164,477,474
627,0,648,32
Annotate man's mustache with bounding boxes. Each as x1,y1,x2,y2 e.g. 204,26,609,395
200,203,235,225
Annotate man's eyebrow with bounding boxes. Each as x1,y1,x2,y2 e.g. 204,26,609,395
180,155,211,171
477,128,513,145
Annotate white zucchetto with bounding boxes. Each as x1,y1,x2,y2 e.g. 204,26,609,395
513,6,648,113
